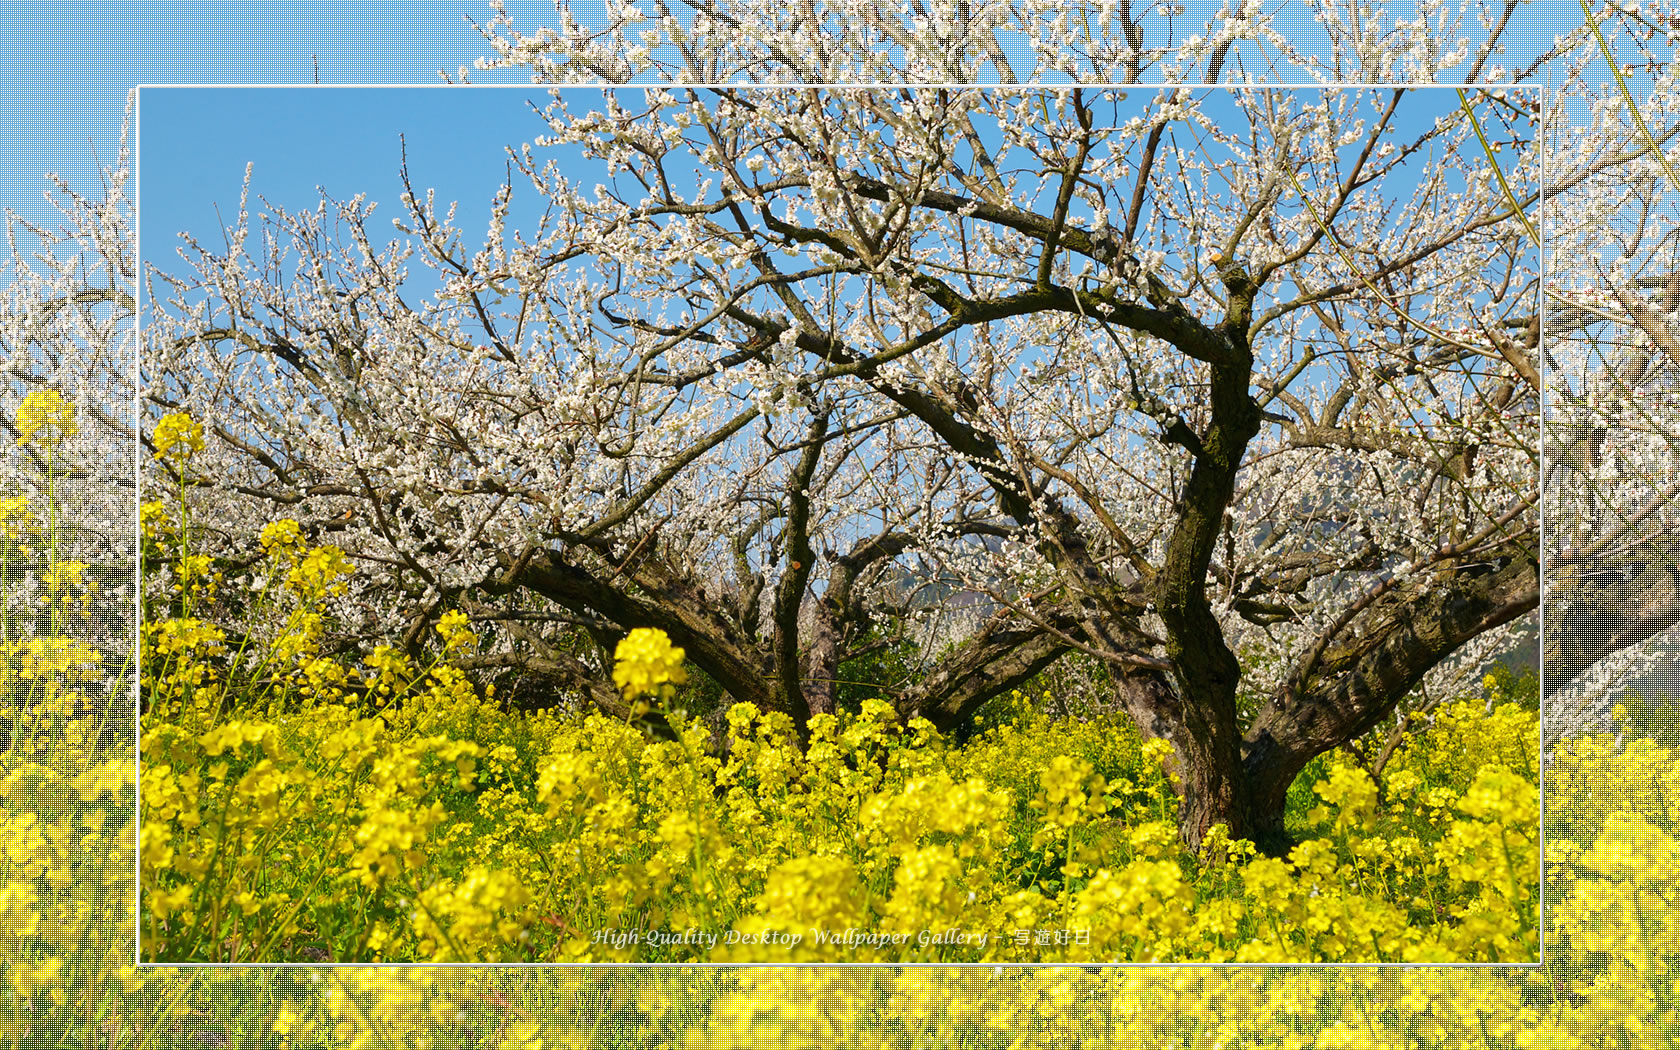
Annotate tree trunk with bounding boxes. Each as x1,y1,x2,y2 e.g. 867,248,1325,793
1170,730,1259,850
1106,666,1278,852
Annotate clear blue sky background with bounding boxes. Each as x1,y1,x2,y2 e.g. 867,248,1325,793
2,2,562,222
140,87,559,289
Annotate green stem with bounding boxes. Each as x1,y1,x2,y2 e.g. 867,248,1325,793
1496,820,1538,959
1455,89,1540,247
44,446,60,641
178,775,240,961
1579,0,1680,192
249,772,366,962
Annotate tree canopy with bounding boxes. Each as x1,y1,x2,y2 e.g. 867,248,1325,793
3,0,1669,850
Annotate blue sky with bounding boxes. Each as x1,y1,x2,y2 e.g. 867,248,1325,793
140,87,559,287
3,3,572,216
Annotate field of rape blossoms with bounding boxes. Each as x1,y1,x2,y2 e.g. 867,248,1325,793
130,409,1549,967
2,394,1677,1045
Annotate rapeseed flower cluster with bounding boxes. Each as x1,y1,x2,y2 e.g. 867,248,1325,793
284,543,353,601
138,556,1549,967
14,389,77,446
0,494,35,539
150,410,203,463
613,627,689,703
8,396,1679,1044
121,413,1554,969
435,609,477,653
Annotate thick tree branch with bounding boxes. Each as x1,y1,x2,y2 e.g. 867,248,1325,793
1244,551,1539,829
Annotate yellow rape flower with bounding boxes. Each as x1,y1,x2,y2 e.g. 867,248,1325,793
1031,754,1109,844
1310,763,1380,834
0,495,34,538
436,610,477,653
283,544,354,599
259,518,305,560
15,637,105,679
139,500,170,540
172,554,220,599
612,627,688,702
41,560,88,593
15,390,77,446
752,853,867,936
152,411,204,463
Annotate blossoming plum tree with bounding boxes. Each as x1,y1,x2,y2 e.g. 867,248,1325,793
1,108,137,705
58,1,1679,848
